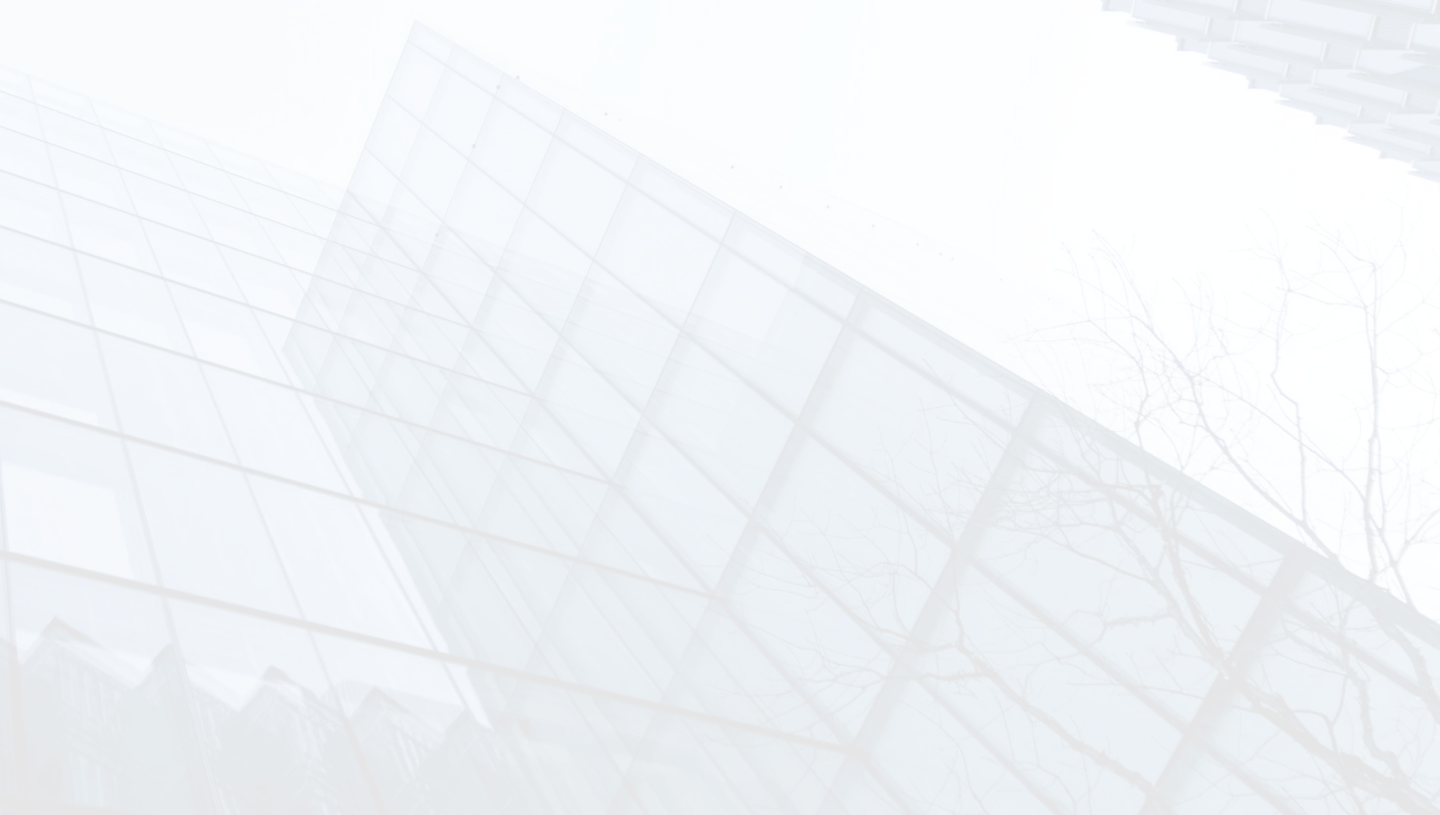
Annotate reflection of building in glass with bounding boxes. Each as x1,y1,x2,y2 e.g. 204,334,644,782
1,21,1439,815
19,619,504,815
1105,0,1440,182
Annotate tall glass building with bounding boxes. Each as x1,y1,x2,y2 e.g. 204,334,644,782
1104,0,1440,183
0,23,1437,815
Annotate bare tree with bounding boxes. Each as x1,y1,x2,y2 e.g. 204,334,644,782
737,208,1440,815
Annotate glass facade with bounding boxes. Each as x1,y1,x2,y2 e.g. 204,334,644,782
0,22,1437,814
1104,0,1440,183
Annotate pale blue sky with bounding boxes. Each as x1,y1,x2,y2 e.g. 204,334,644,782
5,0,1434,290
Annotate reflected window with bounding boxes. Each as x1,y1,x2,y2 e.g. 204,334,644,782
100,335,233,463
472,101,550,200
0,414,154,581
144,220,243,300
0,167,66,241
0,230,86,322
131,449,299,616
37,107,109,161
50,146,132,213
423,69,492,155
10,567,208,815
169,283,285,380
0,302,113,429
593,187,717,322
78,257,192,352
207,368,347,495
0,128,52,183
64,195,158,273
105,131,181,185
0,93,41,137
250,483,426,647
123,170,210,234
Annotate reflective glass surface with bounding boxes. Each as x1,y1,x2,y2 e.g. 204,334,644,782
0,23,1437,814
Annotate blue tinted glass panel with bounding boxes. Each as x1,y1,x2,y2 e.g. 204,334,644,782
37,107,109,161
131,446,299,613
527,140,622,253
144,220,243,300
596,187,720,322
630,158,731,237
169,289,285,383
0,128,52,182
0,172,66,243
388,45,443,119
472,101,550,200
449,163,524,267
49,146,132,213
0,414,154,581
498,78,558,131
123,170,210,234
98,335,234,463
64,195,158,273
555,113,636,177
78,257,192,352
105,131,181,185
0,302,113,429
426,69,495,154
403,128,463,218
10,567,208,815
685,247,840,414
253,478,423,645
0,230,87,322
204,368,344,495
0,94,40,137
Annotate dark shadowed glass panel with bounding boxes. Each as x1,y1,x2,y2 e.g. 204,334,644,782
11,567,210,815
167,604,380,815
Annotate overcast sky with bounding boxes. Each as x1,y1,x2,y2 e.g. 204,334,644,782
3,0,1439,379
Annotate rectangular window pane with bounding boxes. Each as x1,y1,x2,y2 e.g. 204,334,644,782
123,170,210,234
0,409,153,581
100,334,234,461
170,286,283,378
0,171,66,243
80,255,192,352
130,446,297,615
0,127,52,185
0,303,114,426
204,367,344,489
51,147,129,210
63,194,155,271
144,219,237,297
250,477,428,645
0,226,86,320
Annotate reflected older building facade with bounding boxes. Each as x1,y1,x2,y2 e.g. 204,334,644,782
0,22,1438,815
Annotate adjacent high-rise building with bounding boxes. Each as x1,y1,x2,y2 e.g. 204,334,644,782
0,22,1437,814
1104,0,1440,183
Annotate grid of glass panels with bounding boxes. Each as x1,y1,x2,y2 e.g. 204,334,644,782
1,21,1439,814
